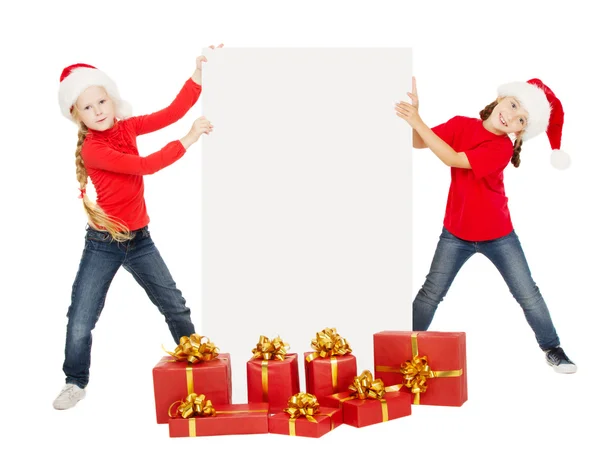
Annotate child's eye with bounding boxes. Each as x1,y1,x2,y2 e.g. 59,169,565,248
84,106,91,110
100,100,105,104
519,118,525,125
511,102,516,109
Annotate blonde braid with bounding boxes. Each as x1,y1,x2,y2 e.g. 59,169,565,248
74,119,131,242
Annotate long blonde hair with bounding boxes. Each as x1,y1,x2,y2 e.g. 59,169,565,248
73,109,132,241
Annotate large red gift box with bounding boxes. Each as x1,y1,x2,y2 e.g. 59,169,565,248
304,352,357,401
169,403,269,437
153,354,232,424
268,406,343,438
247,353,300,413
374,331,467,406
320,389,411,428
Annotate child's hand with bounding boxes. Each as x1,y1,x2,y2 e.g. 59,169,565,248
395,101,423,128
180,116,213,149
407,76,419,109
196,43,224,70
191,116,213,138
192,44,224,84
196,55,208,70
396,77,423,129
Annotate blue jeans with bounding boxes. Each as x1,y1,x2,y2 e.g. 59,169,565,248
413,227,560,350
63,226,195,388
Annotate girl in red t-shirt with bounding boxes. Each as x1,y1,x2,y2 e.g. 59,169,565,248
395,77,576,374
53,46,221,411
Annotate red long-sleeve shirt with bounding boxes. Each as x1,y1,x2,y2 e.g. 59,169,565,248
81,78,202,231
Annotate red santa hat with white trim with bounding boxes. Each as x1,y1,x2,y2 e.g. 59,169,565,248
58,63,132,122
497,78,570,169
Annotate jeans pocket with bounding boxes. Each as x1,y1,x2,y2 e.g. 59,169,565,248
86,229,111,243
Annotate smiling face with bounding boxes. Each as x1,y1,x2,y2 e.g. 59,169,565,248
486,96,529,136
74,86,115,131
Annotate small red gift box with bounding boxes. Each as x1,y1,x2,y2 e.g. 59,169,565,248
168,403,269,437
374,331,467,406
320,389,411,428
247,354,300,413
268,406,343,438
304,352,357,401
153,354,232,424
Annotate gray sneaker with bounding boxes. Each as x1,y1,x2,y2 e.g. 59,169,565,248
545,347,577,374
53,384,86,410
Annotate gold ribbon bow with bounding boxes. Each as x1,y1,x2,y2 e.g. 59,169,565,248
306,327,352,362
164,334,219,364
284,393,320,419
251,335,289,361
348,370,386,400
394,332,463,404
285,393,320,436
399,354,434,400
169,393,216,419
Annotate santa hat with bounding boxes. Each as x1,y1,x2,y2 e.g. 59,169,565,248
497,78,570,169
58,63,132,122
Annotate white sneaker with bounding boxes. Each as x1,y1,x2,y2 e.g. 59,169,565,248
53,384,86,410
545,347,577,374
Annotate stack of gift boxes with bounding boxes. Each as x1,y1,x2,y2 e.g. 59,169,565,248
152,328,467,438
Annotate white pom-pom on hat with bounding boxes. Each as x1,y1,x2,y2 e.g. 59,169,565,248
58,63,132,122
498,78,569,169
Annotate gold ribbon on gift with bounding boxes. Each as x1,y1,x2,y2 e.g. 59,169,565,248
306,328,352,362
163,334,220,364
168,393,216,420
252,335,289,361
305,328,352,393
168,393,216,438
344,370,402,422
261,360,269,401
375,332,463,405
348,369,386,400
284,393,320,436
251,335,289,402
216,409,269,415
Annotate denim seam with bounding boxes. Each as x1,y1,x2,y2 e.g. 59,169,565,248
124,261,170,320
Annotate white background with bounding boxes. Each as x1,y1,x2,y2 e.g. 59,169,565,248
200,48,412,400
1,1,598,449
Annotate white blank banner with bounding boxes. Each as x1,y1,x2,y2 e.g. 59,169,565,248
201,48,412,402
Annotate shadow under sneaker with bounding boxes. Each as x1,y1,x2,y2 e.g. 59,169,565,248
545,347,577,374
53,384,86,410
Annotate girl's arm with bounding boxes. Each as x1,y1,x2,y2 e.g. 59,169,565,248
83,117,212,175
130,51,218,136
396,77,470,168
412,122,471,168
130,75,202,136
413,129,427,149
404,77,427,149
82,140,187,176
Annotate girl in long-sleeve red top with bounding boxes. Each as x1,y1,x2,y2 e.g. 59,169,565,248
53,48,219,410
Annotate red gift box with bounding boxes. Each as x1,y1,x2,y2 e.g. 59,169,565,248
374,331,467,406
304,352,357,401
153,354,232,424
247,353,300,413
268,406,343,438
168,403,269,437
320,389,411,428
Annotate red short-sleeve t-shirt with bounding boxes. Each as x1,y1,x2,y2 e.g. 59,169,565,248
432,115,514,241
